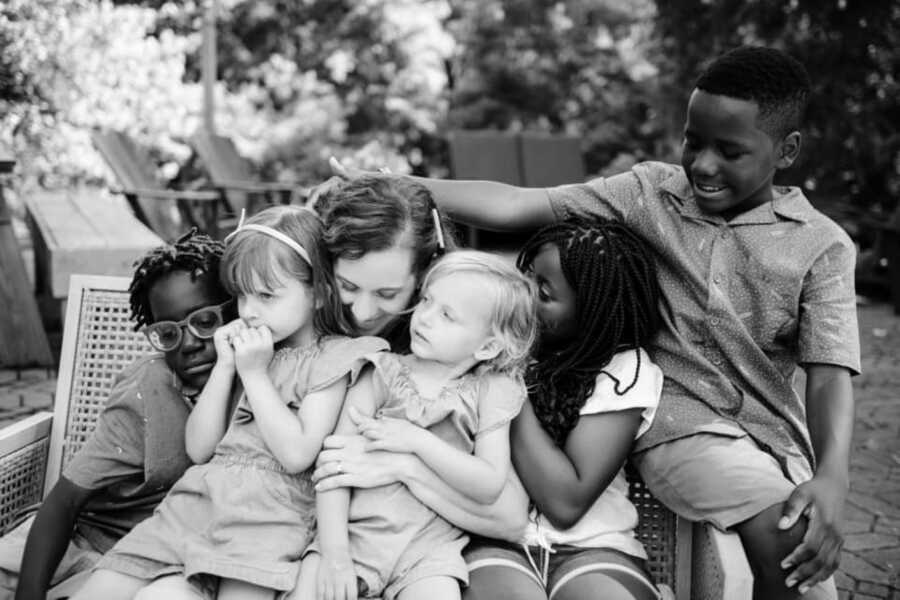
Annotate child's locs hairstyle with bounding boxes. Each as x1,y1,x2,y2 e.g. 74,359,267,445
317,175,457,282
129,228,226,330
220,205,350,336
423,250,537,378
517,216,661,446
696,45,811,138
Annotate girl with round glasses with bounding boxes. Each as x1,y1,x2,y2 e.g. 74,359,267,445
72,206,387,600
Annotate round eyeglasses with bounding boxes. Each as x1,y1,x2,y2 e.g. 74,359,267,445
142,301,233,352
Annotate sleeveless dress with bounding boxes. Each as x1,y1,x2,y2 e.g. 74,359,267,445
308,352,526,599
97,335,388,592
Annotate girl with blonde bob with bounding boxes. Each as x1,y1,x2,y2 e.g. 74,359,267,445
294,250,537,600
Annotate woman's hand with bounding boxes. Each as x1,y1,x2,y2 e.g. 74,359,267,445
313,434,409,492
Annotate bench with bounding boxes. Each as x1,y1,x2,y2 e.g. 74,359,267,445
24,188,163,312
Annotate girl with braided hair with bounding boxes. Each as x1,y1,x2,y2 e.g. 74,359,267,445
313,214,665,600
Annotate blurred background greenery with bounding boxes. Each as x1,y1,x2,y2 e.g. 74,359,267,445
1,0,898,228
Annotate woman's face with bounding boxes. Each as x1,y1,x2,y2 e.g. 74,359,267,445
334,244,418,336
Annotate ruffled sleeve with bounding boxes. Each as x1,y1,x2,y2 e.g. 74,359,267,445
306,335,389,393
475,373,527,438
580,347,663,439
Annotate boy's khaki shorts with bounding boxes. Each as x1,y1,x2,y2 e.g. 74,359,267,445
633,429,837,600
633,429,796,530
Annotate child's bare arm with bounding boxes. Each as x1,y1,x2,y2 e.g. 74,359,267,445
314,368,379,600
185,321,242,463
15,478,93,600
512,398,643,529
352,409,510,504
779,364,854,594
409,176,555,231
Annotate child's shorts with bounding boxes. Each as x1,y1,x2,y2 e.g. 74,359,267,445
632,428,799,530
633,428,838,600
464,537,660,600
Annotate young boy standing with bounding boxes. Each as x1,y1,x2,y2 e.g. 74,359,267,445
342,47,857,599
0,231,232,600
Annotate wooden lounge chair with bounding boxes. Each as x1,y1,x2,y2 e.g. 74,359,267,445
91,130,224,241
0,274,752,600
190,131,307,221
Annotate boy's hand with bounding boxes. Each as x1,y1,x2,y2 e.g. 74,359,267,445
231,325,274,376
317,551,358,600
349,406,424,453
779,474,848,594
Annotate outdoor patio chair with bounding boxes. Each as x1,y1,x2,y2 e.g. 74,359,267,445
0,274,753,599
189,131,308,221
446,129,586,251
91,129,224,241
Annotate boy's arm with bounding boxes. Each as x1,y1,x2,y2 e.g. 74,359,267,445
352,410,510,504
409,176,556,232
15,477,93,600
779,364,854,594
315,368,379,600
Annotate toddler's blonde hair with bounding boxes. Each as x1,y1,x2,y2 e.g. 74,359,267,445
422,250,537,377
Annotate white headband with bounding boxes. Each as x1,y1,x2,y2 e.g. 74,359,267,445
224,209,312,266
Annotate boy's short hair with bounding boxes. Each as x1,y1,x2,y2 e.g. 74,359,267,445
695,45,811,138
129,229,226,329
422,250,537,378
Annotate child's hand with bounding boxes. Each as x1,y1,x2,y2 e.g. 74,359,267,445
231,325,274,377
778,473,848,594
348,406,425,454
212,319,246,369
317,551,358,600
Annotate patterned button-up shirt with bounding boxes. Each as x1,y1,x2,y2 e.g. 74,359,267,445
548,161,860,480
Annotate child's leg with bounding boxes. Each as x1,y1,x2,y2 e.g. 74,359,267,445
547,547,660,600
283,553,319,600
218,578,277,600
462,541,545,600
634,432,837,600
69,568,148,600
396,576,459,600
133,575,209,600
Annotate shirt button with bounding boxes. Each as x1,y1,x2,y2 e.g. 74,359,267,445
712,356,723,366
720,230,729,239
711,317,720,326
713,275,722,285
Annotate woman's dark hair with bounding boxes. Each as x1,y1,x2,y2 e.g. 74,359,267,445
129,228,227,329
516,215,661,446
317,175,457,283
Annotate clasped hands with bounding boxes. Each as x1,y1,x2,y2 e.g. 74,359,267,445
213,319,274,376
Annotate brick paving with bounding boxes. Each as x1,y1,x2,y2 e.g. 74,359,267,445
1,300,898,597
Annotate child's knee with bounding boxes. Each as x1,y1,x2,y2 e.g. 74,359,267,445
735,502,806,578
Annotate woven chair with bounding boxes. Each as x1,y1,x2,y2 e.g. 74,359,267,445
0,276,751,599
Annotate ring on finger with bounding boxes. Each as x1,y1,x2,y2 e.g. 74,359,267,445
334,461,343,474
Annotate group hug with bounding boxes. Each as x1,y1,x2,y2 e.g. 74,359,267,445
0,46,858,600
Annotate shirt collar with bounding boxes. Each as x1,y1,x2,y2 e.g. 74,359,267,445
659,169,810,225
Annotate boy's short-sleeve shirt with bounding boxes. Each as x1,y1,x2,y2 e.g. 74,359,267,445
62,354,194,552
547,161,860,480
